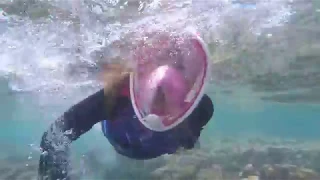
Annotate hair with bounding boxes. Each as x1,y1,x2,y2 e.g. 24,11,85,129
100,62,132,116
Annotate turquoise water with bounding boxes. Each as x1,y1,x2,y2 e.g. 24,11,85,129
3,83,320,158
2,81,320,179
1,0,320,179
212,101,320,138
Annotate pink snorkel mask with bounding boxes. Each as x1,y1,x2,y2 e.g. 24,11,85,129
130,30,210,132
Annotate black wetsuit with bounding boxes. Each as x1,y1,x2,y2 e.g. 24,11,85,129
38,89,214,180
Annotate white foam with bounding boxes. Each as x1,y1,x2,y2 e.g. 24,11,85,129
0,0,293,117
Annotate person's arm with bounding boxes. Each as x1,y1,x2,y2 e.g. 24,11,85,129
179,94,214,149
38,89,114,180
38,62,131,179
192,94,214,131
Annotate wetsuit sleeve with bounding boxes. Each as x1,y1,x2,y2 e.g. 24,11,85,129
38,89,110,180
180,94,214,149
193,94,214,130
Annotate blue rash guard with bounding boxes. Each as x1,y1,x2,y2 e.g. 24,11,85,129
38,88,214,180
101,92,213,160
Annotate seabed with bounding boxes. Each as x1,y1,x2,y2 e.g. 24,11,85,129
2,137,320,180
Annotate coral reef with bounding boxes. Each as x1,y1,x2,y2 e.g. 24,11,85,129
150,138,320,180
1,138,320,180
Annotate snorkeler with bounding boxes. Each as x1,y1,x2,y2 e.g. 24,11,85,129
38,31,214,180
